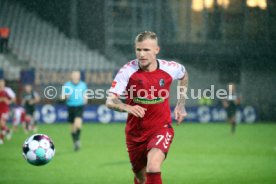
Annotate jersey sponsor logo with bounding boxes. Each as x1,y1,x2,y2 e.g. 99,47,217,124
159,79,165,87
133,97,164,104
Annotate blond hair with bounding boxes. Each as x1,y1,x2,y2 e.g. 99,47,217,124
135,31,158,45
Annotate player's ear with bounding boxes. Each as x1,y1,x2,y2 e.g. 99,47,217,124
155,46,160,55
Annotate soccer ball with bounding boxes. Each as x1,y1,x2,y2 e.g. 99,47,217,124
22,134,55,166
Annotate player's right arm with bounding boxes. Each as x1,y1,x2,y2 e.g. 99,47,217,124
3,88,16,105
106,93,146,118
106,61,147,118
61,82,71,101
33,91,40,104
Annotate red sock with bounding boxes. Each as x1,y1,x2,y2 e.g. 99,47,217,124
146,172,162,184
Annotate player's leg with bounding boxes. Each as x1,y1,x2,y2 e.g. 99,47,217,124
0,112,12,141
12,109,20,132
25,114,32,132
20,111,28,133
22,120,28,134
24,114,33,133
0,116,5,144
127,142,148,184
72,106,84,151
68,107,77,150
29,114,36,132
227,106,237,134
145,126,174,184
134,167,146,184
72,117,82,151
145,148,165,184
230,116,236,134
27,109,37,132
31,112,38,133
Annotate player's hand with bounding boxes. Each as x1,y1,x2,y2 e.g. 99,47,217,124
127,105,147,118
174,105,187,125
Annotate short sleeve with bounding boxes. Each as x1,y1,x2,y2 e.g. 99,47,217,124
5,87,16,99
175,64,186,80
109,71,129,96
63,82,71,94
159,60,186,80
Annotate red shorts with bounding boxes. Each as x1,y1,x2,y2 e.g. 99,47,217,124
127,126,174,173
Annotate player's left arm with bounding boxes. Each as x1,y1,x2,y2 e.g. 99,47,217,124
174,71,189,125
33,92,40,104
82,83,88,105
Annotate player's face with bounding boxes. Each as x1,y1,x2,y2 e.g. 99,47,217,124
71,71,81,84
25,85,32,92
135,39,160,69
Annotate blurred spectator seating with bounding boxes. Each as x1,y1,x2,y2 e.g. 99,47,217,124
0,0,116,71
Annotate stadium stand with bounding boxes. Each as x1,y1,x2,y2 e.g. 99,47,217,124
0,0,116,71
0,54,21,80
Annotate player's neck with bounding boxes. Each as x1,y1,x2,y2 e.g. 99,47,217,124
72,80,80,85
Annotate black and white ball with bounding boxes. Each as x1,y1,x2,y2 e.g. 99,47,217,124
22,134,55,166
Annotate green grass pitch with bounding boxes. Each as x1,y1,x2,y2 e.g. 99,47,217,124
0,123,276,184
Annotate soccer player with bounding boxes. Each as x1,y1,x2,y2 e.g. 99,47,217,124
21,84,40,132
106,31,188,184
62,71,87,151
222,83,241,134
0,79,16,144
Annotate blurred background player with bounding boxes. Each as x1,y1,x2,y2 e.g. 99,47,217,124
106,31,188,184
12,106,27,133
0,79,16,144
62,71,88,151
222,83,241,134
21,84,40,132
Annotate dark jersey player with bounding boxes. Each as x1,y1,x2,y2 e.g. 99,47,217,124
106,31,189,184
21,84,40,132
222,83,241,134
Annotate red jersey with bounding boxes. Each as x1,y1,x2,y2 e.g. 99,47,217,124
0,87,16,113
109,59,186,143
